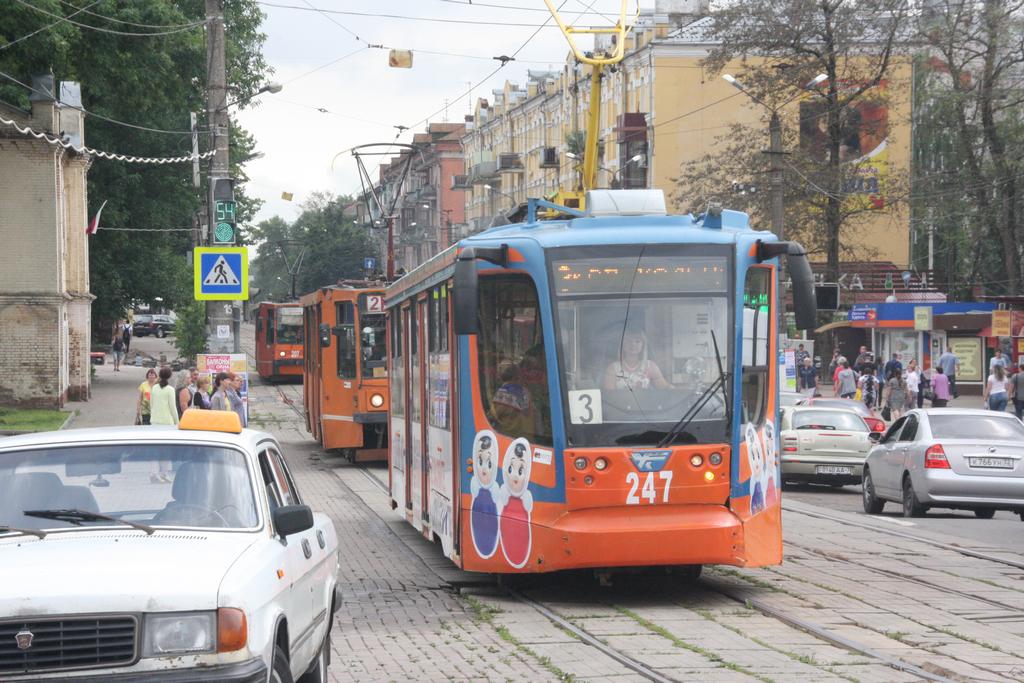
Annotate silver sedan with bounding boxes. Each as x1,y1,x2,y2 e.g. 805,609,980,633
862,408,1024,519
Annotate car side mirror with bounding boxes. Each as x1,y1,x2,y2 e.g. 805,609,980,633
868,432,881,443
273,504,313,537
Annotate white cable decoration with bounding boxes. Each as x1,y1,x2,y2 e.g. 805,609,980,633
0,114,214,164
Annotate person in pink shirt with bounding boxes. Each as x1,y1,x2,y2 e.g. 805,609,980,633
931,366,951,407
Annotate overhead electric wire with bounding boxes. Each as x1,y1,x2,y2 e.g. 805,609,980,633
0,0,101,51
0,69,204,136
256,1,570,28
56,0,207,29
13,0,207,36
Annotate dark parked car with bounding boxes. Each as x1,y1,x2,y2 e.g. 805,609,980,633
132,314,175,338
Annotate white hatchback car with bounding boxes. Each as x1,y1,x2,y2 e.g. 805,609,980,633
0,410,338,683
780,406,873,486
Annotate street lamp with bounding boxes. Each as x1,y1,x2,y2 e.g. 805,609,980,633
601,153,646,188
221,82,284,111
483,183,517,205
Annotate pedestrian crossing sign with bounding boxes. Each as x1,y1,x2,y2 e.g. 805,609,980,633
194,247,248,300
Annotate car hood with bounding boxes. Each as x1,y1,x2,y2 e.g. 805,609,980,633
0,530,258,616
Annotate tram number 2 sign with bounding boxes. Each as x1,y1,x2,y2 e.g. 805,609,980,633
625,471,673,504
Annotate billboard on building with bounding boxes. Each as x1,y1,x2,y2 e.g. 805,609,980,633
799,80,889,210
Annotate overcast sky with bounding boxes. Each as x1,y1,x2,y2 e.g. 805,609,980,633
234,1,655,225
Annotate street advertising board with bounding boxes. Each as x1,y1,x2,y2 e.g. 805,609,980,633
949,338,982,382
196,353,249,423
992,310,1012,338
913,306,932,331
781,348,797,392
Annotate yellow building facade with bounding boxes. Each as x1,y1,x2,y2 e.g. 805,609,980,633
458,12,912,268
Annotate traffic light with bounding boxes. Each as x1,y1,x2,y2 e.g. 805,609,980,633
210,177,236,244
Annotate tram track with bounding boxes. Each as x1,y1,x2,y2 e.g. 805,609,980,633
351,462,971,682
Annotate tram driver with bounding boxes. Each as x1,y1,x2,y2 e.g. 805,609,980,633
602,328,671,391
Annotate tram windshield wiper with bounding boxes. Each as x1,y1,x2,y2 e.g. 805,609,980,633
617,429,697,446
656,331,730,449
0,525,47,539
22,509,155,535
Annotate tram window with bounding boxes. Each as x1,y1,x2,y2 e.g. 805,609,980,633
275,306,304,344
741,267,771,427
361,313,387,378
477,275,552,446
390,308,405,418
265,310,275,345
335,302,357,379
429,286,449,353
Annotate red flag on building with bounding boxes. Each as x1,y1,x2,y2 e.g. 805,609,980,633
86,200,107,235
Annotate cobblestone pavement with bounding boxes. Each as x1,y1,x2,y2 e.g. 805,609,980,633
58,328,1024,682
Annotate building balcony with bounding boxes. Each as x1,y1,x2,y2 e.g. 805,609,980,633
469,160,498,184
419,185,437,200
451,174,471,190
498,153,524,173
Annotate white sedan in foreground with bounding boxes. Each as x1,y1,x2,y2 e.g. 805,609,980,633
0,410,338,682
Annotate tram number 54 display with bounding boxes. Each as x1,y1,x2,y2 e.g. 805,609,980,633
626,471,672,504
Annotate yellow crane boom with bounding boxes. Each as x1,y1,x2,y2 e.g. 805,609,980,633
543,1,632,209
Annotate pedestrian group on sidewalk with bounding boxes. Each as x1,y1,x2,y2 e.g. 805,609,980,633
812,342,1024,421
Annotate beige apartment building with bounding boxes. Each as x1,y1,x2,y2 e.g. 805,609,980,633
0,74,93,407
457,2,912,269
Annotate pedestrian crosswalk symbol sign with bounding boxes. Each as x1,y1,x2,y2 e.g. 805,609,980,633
194,247,248,300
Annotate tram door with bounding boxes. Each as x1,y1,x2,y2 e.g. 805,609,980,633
403,305,413,514
418,297,430,526
408,302,424,523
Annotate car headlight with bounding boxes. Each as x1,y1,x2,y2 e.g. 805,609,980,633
370,393,385,408
143,612,215,656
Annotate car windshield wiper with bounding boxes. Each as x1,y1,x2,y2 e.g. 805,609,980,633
657,331,730,449
0,525,47,539
22,509,154,535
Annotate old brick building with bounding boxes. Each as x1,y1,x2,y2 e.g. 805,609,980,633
0,74,93,407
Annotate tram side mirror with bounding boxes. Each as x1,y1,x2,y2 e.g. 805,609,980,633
454,245,509,337
755,240,817,331
318,323,331,348
785,242,817,331
454,255,479,336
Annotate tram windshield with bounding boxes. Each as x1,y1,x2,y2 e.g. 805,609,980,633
551,247,731,447
275,307,304,345
361,313,387,378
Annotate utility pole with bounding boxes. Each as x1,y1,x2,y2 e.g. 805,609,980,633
769,111,784,241
204,0,239,354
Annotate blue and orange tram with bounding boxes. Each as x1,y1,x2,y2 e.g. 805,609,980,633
384,190,816,573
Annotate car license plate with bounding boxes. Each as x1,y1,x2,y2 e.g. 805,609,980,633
968,457,1014,469
816,465,853,475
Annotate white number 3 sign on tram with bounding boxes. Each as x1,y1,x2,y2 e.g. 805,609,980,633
568,389,602,424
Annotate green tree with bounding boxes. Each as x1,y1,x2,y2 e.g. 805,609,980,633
173,301,208,363
249,194,380,301
673,0,910,283
0,0,269,338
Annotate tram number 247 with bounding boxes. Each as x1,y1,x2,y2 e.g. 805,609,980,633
626,471,673,505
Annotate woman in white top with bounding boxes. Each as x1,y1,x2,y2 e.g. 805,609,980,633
983,363,1009,412
904,359,921,412
603,329,671,391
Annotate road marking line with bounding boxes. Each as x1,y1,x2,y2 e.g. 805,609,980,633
866,515,915,526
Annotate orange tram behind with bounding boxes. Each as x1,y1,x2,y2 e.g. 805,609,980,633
254,302,304,382
301,283,389,462
383,191,817,574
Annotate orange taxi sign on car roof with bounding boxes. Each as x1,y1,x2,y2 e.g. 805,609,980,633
179,409,243,434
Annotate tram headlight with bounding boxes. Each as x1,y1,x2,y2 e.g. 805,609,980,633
369,393,385,408
709,452,723,466
594,457,608,471
689,454,704,468
573,457,589,471
279,351,286,357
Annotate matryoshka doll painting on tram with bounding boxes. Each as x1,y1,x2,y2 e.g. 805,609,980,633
469,430,500,559
498,437,533,569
